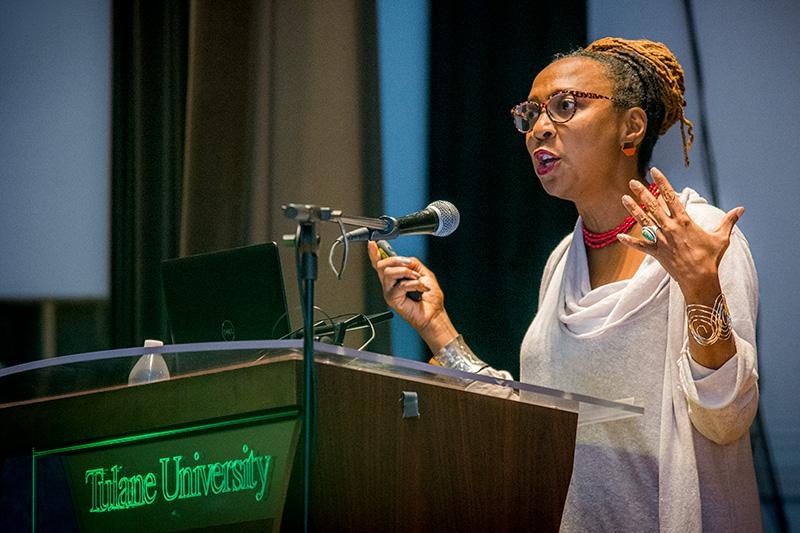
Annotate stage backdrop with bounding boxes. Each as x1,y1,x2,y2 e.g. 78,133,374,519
111,0,388,353
427,1,586,377
588,0,800,525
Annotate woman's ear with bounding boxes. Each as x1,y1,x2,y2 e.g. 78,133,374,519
621,107,647,146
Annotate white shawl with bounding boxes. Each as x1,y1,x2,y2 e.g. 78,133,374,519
535,188,761,532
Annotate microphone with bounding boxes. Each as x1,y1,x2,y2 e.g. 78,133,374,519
339,200,460,242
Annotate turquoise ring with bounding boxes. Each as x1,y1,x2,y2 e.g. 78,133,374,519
642,225,658,243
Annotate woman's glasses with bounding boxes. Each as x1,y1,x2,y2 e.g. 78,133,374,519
510,90,617,133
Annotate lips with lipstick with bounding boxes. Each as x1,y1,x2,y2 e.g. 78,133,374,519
534,149,561,176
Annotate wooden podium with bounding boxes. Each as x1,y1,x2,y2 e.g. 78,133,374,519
0,341,641,531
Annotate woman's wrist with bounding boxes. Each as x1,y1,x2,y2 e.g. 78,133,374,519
679,272,737,369
420,311,459,354
432,334,488,373
678,271,722,305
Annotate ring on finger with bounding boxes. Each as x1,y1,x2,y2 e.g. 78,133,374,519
642,224,659,243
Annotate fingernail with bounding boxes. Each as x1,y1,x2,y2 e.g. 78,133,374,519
419,276,432,290
401,257,412,265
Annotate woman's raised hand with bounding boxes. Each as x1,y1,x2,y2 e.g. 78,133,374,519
617,167,744,302
367,241,457,352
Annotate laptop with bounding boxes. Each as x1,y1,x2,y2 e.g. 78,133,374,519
161,242,291,343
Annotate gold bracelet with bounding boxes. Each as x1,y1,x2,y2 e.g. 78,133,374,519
686,293,732,346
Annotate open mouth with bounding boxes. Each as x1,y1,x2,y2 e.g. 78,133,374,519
534,150,561,175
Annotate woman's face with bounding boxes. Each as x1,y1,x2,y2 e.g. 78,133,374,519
525,57,625,203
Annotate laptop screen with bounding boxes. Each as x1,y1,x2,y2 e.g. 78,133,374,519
161,242,291,343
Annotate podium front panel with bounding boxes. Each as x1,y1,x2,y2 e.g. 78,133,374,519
1,340,642,530
34,413,299,532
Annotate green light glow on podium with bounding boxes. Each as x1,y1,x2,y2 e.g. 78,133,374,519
31,410,299,531
85,444,273,513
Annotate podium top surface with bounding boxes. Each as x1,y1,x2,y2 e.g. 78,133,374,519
0,340,642,425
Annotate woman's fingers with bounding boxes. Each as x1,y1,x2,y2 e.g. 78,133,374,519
378,259,430,301
382,266,421,282
650,167,686,218
716,206,745,238
617,232,656,252
366,244,436,306
366,241,382,269
622,195,656,227
629,179,670,228
368,242,422,273
374,256,415,282
396,278,430,293
621,194,664,246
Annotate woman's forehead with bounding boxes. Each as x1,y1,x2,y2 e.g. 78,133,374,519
528,57,612,101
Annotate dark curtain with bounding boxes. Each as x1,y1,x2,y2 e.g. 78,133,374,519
111,1,188,348
181,0,387,353
428,1,586,376
180,0,265,255
110,1,385,352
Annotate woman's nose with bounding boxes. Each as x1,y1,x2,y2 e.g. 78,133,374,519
532,111,555,141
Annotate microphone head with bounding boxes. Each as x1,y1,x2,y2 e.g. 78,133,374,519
427,200,460,237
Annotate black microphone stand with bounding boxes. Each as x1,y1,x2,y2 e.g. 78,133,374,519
282,204,330,533
282,203,397,530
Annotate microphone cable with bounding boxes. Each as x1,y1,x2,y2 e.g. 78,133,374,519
328,219,350,279
274,305,335,341
355,314,377,351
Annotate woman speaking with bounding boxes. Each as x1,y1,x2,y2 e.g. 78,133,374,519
368,38,760,532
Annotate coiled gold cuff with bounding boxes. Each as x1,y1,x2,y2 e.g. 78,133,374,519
687,293,732,346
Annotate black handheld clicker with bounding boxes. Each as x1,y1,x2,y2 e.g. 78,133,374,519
375,240,423,302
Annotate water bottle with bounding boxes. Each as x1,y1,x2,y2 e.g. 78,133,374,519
128,339,171,385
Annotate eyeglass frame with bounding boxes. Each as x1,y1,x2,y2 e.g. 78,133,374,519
510,89,619,133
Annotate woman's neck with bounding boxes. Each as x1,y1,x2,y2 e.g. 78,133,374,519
576,174,649,289
577,175,647,232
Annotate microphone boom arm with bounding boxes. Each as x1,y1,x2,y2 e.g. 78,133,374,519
336,213,396,231
283,203,395,231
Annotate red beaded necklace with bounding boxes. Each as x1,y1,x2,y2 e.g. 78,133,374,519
582,182,660,249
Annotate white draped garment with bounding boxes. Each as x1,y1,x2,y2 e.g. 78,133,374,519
473,188,761,532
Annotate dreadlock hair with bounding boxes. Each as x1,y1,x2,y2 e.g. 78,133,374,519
558,37,694,176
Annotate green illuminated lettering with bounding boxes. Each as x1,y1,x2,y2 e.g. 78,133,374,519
117,472,129,508
198,461,213,495
161,456,181,502
110,465,121,509
86,444,274,512
144,472,157,504
230,459,244,490
255,455,272,502
210,463,226,494
86,468,107,513
87,465,156,512
179,460,198,499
